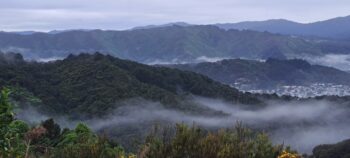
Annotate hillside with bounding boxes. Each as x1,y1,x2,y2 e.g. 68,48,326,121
169,58,350,89
2,52,350,154
313,139,350,158
215,15,350,40
0,52,261,117
0,25,329,63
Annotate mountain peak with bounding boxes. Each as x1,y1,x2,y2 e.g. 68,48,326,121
131,22,191,30
215,15,350,39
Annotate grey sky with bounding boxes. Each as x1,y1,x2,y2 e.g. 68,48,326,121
1,0,350,31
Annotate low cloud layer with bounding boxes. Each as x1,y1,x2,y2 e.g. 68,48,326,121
306,54,350,71
17,97,350,154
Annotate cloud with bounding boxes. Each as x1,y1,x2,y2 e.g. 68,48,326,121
146,56,231,65
195,56,230,63
84,97,350,153
18,96,350,154
1,0,350,31
306,54,350,71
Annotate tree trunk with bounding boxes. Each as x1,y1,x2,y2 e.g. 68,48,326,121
25,140,31,158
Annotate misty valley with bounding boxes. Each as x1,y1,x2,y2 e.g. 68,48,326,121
1,51,350,158
2,12,350,158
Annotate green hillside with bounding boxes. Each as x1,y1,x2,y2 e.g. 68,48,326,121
170,58,350,89
0,52,261,117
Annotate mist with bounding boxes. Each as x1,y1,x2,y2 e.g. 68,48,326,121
146,56,232,65
195,56,231,63
97,97,350,154
306,54,350,71
16,97,350,154
35,57,64,62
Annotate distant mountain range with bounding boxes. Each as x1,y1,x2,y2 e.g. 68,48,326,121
4,29,95,35
122,15,350,40
0,25,344,64
131,22,191,30
215,15,350,40
0,16,350,69
169,58,350,90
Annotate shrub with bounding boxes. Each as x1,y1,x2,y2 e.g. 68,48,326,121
139,122,284,158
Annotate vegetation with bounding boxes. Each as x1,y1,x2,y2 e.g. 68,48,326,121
139,123,292,158
0,52,261,117
170,58,350,89
0,88,133,158
312,139,350,158
277,151,301,158
1,54,348,158
215,16,350,40
0,25,333,63
0,88,306,158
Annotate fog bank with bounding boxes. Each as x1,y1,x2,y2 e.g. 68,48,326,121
17,97,350,154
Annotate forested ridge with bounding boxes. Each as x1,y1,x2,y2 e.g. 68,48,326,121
0,52,261,117
169,58,350,89
0,25,333,63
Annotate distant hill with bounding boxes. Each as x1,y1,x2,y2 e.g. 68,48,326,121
0,51,25,64
313,139,350,158
131,22,191,30
0,52,261,117
169,58,350,89
215,15,350,40
0,25,335,64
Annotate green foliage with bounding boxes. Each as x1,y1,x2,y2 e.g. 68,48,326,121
52,123,131,158
4,120,29,157
0,88,14,126
0,88,31,158
75,123,92,135
9,120,29,134
57,123,96,146
0,53,262,117
53,136,130,158
140,123,284,158
9,86,43,105
0,88,130,158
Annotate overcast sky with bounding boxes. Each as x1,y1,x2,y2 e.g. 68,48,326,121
1,0,350,31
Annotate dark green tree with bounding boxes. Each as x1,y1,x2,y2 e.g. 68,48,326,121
0,88,29,157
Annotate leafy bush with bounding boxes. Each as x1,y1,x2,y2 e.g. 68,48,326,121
139,123,285,158
277,151,301,158
0,88,27,157
0,88,131,158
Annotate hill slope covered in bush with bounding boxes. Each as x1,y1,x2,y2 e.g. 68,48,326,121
0,52,261,117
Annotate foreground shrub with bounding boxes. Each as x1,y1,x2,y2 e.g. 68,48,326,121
277,151,301,158
139,123,285,158
1,88,303,158
0,88,131,158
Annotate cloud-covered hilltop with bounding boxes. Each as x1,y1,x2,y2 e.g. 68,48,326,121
0,25,342,64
